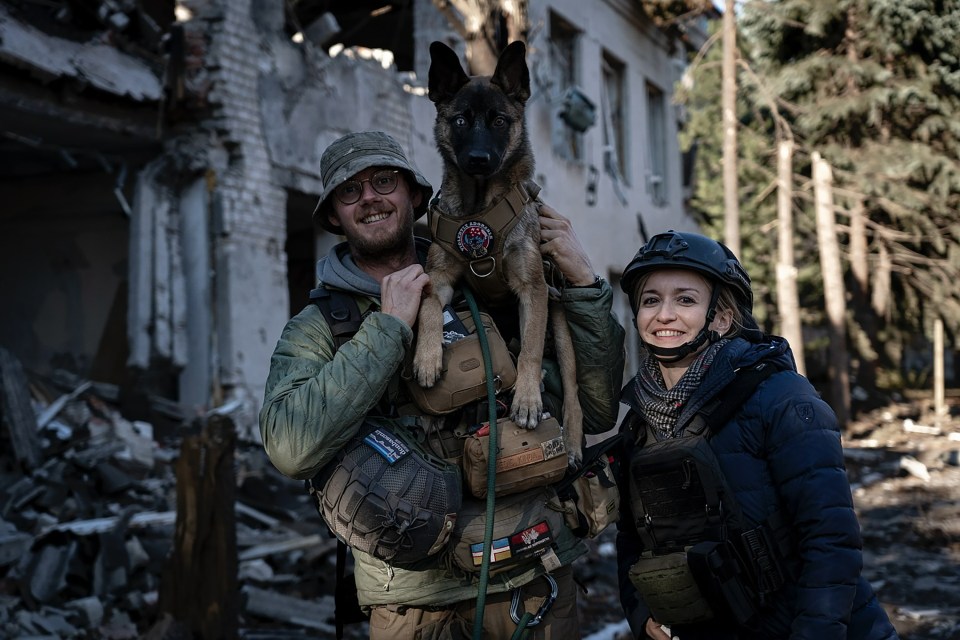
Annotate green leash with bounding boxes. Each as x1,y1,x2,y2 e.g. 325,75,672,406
510,614,534,640
463,288,499,640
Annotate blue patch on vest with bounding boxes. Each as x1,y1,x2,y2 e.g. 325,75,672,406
363,428,410,464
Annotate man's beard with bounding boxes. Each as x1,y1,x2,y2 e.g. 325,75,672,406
344,202,416,261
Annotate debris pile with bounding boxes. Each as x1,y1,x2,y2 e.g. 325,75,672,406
841,402,960,640
0,349,353,639
2,343,959,639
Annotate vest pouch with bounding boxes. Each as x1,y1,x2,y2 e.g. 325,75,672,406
555,458,620,539
403,309,517,415
628,549,715,626
687,540,762,628
627,433,736,551
450,487,566,575
315,419,462,567
462,416,568,499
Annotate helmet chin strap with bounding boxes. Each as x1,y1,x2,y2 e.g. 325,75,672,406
644,287,723,364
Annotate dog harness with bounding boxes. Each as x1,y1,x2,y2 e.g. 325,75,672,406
429,181,541,306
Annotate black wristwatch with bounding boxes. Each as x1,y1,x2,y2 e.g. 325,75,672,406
568,274,603,289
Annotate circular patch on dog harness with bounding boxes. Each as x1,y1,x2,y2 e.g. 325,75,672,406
456,221,495,259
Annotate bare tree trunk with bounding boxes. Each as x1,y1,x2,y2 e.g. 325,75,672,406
846,194,882,398
934,317,946,420
775,140,805,375
722,0,740,255
813,152,850,427
871,238,891,319
435,0,527,75
160,415,239,639
871,237,899,372
849,197,868,292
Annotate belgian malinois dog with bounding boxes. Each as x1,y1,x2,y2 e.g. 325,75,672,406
412,40,583,467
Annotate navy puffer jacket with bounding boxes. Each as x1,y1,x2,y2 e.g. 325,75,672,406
616,336,898,640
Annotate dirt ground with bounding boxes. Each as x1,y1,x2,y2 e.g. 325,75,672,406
3,383,958,639
839,399,960,640
574,397,960,640
330,396,960,640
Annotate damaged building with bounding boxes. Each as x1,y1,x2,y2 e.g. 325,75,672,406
0,0,707,439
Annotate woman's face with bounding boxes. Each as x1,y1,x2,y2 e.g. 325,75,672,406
635,269,732,367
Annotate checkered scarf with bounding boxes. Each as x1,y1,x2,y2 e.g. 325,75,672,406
633,339,729,439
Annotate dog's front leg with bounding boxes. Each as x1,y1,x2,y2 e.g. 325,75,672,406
510,271,549,429
413,247,463,387
550,303,583,468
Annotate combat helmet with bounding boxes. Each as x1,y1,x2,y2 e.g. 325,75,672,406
620,230,754,361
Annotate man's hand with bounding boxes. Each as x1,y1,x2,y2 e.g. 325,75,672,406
538,202,597,286
645,617,672,640
380,264,430,329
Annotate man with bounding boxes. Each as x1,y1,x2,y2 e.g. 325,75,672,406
259,130,625,639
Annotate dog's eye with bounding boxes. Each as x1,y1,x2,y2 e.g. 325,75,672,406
492,116,507,127
454,116,467,127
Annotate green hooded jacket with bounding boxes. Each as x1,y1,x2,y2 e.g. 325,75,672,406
259,241,625,607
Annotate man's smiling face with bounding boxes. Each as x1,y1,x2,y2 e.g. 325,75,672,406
328,167,422,260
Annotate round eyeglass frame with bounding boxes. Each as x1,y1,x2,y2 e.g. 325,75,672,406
334,170,400,205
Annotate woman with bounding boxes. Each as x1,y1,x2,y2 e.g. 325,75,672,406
615,230,897,640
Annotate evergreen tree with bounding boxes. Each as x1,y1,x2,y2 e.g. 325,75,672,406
688,0,960,392
676,22,787,332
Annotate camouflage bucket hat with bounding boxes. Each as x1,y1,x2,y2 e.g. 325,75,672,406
313,131,434,233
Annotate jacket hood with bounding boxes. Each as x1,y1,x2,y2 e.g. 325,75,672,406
315,237,432,297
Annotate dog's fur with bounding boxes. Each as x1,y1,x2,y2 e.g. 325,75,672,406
413,41,583,466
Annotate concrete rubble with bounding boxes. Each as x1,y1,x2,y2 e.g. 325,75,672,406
0,352,353,639
3,342,960,638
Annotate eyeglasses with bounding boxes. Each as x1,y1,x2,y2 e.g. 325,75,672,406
334,170,400,205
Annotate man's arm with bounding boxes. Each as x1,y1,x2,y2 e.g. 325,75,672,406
259,265,431,479
539,203,626,434
258,306,412,479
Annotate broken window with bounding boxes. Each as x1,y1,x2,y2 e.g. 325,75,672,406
601,51,627,185
645,81,668,207
549,11,582,162
285,1,417,72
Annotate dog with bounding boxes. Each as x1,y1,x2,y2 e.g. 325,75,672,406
412,40,583,467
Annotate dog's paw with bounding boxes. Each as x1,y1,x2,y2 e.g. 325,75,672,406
510,394,543,429
566,447,583,471
412,346,443,388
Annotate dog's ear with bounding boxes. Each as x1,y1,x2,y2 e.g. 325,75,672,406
491,41,530,103
428,41,470,104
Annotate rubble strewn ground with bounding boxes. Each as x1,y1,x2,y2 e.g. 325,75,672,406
2,369,958,639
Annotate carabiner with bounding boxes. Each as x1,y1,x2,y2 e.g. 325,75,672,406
509,573,559,627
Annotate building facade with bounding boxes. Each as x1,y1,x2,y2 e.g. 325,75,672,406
0,0,706,438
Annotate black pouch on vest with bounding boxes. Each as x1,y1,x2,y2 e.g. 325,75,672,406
627,433,737,550
315,419,462,567
687,540,761,628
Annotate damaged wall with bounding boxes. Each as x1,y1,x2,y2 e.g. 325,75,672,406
0,2,165,392
1,0,703,441
524,0,697,280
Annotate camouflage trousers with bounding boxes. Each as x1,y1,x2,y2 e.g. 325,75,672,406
367,566,580,640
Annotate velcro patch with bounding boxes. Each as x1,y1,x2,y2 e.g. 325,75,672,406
456,221,494,259
469,521,554,567
363,428,410,464
494,437,565,473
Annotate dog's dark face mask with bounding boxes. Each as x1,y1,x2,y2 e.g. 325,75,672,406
428,41,531,179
